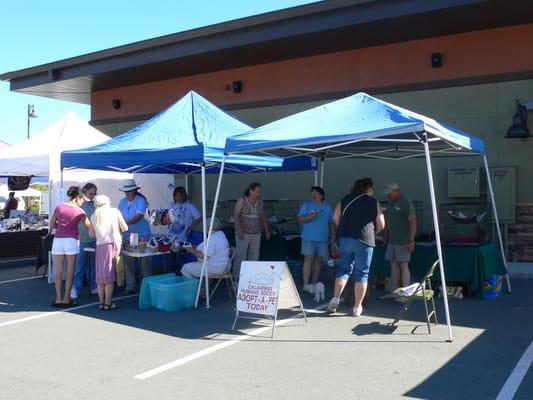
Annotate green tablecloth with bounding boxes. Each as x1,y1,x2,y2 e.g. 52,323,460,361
370,243,507,296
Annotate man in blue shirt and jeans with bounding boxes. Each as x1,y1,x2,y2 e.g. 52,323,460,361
72,183,97,299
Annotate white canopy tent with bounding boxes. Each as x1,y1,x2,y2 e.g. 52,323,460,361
207,92,510,343
0,113,172,283
0,112,172,210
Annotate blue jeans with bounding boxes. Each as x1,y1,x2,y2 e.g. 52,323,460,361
74,241,96,291
336,237,374,283
301,240,329,258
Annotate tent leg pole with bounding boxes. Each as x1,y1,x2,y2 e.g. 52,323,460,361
194,158,226,309
47,179,54,284
185,173,189,194
314,170,318,186
201,163,210,308
320,158,325,188
423,137,453,342
482,156,512,293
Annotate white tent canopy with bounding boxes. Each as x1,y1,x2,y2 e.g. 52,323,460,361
0,112,172,210
0,113,173,284
0,112,113,177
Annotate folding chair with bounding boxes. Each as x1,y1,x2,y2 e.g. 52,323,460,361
209,247,237,298
390,260,439,334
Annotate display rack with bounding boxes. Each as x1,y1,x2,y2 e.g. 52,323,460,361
439,202,491,245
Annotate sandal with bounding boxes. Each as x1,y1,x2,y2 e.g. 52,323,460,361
103,303,119,311
51,301,63,308
62,300,79,308
98,303,105,310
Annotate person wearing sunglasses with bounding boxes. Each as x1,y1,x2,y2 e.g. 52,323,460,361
72,182,98,299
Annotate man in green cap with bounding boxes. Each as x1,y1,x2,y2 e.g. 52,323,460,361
382,183,416,300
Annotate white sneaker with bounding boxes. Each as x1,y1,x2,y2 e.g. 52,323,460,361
327,297,340,313
70,288,78,299
353,306,363,317
303,284,314,294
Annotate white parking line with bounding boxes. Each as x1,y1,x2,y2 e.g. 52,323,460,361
135,303,328,380
0,275,45,284
0,294,138,328
496,341,533,400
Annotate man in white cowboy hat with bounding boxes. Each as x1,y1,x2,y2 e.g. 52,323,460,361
118,179,152,294
381,182,417,301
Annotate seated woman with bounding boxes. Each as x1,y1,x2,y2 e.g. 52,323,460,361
181,217,230,278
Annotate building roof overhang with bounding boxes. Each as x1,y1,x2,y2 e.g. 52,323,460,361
3,0,533,104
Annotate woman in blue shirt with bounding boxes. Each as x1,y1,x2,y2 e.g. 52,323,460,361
118,179,152,294
297,186,335,294
168,186,201,242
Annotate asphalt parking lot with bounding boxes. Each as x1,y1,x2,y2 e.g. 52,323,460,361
1,260,532,400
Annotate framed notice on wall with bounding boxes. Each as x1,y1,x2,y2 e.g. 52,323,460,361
233,261,306,337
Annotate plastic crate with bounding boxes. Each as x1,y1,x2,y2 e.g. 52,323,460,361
150,276,199,312
138,273,176,309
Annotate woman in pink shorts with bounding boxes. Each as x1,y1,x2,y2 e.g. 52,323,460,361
50,186,91,307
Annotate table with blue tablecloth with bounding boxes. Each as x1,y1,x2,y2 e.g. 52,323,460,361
370,243,507,297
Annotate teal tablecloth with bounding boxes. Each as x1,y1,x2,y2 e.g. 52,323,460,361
370,243,507,297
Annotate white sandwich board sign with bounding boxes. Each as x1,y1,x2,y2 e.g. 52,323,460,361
233,261,306,337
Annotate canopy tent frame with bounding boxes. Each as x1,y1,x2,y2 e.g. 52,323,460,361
62,156,317,310
205,93,510,343
60,91,316,309
207,133,508,342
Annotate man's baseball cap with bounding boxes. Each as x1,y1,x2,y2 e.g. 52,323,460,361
383,182,399,195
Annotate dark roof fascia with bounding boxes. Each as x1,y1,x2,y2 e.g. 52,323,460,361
90,68,533,128
1,0,483,83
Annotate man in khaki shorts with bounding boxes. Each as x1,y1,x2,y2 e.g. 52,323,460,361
381,183,416,301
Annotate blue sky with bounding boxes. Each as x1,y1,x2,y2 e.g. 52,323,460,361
0,0,317,145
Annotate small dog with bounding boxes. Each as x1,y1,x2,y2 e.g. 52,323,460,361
313,282,325,302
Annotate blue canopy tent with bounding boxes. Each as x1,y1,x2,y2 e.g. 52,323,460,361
215,92,508,342
63,91,283,173
61,91,315,307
